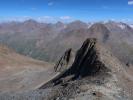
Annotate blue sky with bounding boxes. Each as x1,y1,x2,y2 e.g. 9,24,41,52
0,0,133,22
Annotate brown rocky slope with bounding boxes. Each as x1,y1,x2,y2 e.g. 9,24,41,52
0,44,53,93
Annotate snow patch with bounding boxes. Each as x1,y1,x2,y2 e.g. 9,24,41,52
87,23,93,29
129,24,133,28
117,24,126,29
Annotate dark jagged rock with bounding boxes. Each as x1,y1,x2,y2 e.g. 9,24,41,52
70,38,98,76
54,48,72,72
39,38,110,89
66,38,109,79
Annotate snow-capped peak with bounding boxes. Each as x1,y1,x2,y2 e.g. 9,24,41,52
117,23,126,29
87,23,93,29
129,24,133,28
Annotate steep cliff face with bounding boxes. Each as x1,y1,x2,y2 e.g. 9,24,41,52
69,38,109,78
52,38,107,78
39,38,110,88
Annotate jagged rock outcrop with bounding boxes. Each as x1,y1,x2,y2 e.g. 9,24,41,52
54,38,109,77
54,48,72,72
39,38,110,88
69,38,105,78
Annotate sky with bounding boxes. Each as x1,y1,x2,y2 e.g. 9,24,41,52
0,0,133,23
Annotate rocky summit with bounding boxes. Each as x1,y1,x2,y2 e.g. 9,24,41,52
55,38,109,78
37,38,114,99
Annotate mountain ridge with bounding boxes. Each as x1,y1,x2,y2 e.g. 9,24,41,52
0,20,132,65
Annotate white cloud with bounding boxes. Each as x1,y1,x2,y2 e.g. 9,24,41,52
1,16,32,22
0,16,73,23
48,2,54,6
60,16,71,20
128,1,133,5
37,16,72,23
37,16,55,23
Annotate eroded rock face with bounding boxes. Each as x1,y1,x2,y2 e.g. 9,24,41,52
40,38,110,88
70,38,98,76
54,38,108,77
54,48,72,72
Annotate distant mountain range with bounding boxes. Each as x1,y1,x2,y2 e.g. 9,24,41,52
0,20,133,65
